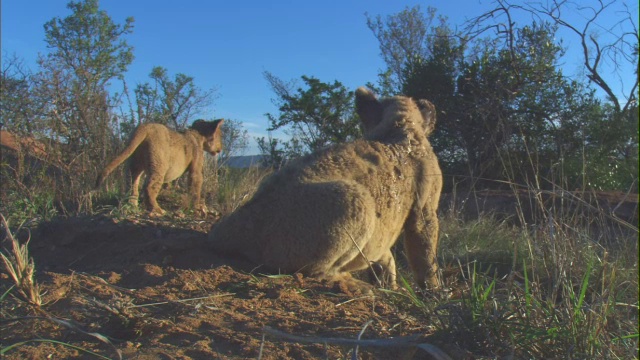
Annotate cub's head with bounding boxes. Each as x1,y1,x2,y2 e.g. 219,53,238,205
191,119,224,155
355,87,436,138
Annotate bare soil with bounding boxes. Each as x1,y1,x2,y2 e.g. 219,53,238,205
1,190,636,359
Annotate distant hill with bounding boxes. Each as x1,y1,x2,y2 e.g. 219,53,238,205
222,155,265,168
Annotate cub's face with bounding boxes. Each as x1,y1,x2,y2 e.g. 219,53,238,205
192,119,224,155
205,124,224,155
355,87,437,137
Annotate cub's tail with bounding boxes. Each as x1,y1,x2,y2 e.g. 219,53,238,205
95,126,149,188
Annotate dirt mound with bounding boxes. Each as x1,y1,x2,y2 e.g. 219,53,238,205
2,215,456,359
30,215,234,275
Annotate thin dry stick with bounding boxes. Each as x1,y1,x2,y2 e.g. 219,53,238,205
352,320,374,360
335,295,374,307
611,179,637,218
262,326,452,360
257,332,266,360
341,225,384,288
127,293,235,308
75,272,136,293
263,325,420,347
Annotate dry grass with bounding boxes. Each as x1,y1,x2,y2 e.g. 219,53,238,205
0,214,42,307
211,165,272,215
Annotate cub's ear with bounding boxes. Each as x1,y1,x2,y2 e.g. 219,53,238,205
415,99,436,135
191,118,224,136
355,87,382,134
191,119,206,134
210,119,224,136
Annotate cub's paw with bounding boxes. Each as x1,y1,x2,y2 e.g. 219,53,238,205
148,208,167,217
327,273,374,297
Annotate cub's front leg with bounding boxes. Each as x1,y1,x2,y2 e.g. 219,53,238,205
187,161,206,214
403,206,440,289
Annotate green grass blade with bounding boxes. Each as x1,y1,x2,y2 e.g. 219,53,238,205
1,284,16,302
612,333,640,341
574,260,593,319
482,278,496,302
523,259,531,317
397,274,424,308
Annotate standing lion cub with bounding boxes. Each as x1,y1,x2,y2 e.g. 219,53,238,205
209,88,442,291
96,119,224,215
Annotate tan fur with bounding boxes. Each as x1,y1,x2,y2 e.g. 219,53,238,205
96,120,224,215
0,130,69,184
1,130,50,160
209,88,442,290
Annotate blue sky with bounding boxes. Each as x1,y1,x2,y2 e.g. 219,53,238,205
2,0,637,154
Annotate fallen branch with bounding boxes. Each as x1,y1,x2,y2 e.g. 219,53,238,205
262,326,453,360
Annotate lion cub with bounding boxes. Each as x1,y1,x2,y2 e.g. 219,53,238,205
209,88,442,291
96,119,224,215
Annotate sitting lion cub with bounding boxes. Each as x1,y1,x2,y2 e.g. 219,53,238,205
209,88,442,291
96,119,224,215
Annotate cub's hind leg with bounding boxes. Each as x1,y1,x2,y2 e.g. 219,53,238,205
143,172,166,216
127,162,144,208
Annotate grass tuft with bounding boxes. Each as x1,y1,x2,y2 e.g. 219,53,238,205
0,214,42,307
212,166,271,215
